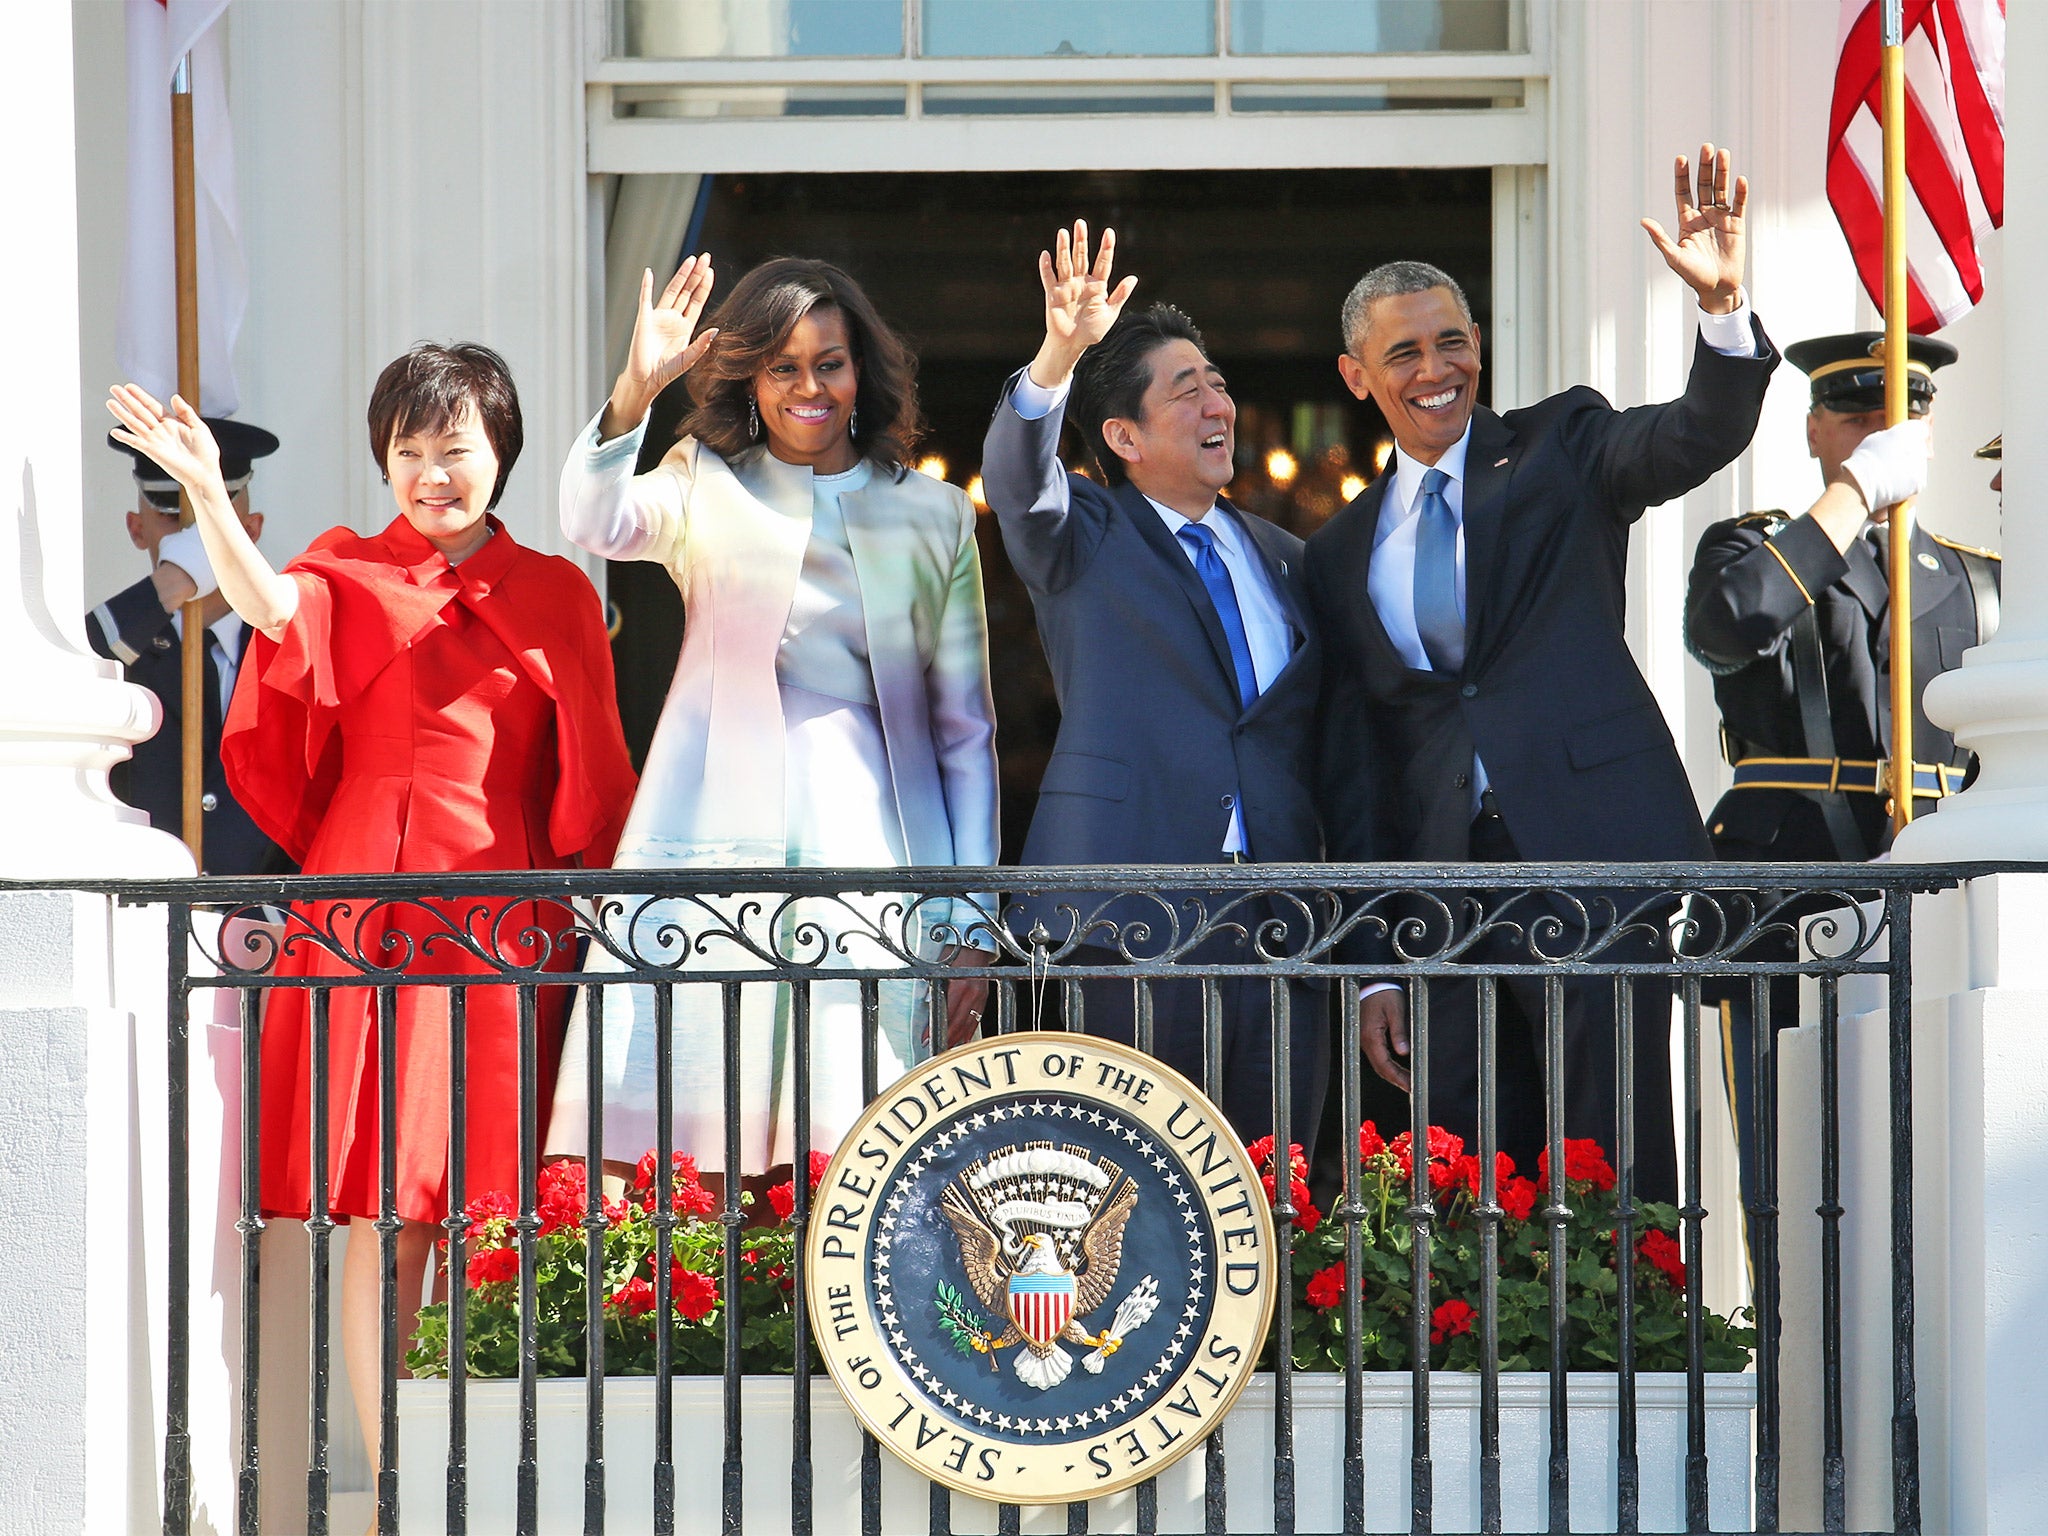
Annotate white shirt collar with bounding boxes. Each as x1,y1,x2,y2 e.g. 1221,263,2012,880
1143,493,1244,552
1389,424,1475,519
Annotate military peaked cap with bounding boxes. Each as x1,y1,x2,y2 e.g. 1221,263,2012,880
108,417,280,508
1785,331,1957,417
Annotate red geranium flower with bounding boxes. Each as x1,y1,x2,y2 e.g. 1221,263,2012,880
536,1159,588,1235
465,1244,518,1288
612,1276,656,1317
1358,1120,1386,1159
672,1264,718,1321
632,1149,703,1194
1536,1138,1618,1193
1426,1126,1465,1164
464,1189,517,1239
1638,1229,1687,1289
1430,1297,1476,1345
808,1149,831,1190
1498,1176,1539,1223
1305,1262,1349,1311
766,1181,796,1221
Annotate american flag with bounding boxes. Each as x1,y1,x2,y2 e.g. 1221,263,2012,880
1008,1272,1076,1348
1827,0,2005,332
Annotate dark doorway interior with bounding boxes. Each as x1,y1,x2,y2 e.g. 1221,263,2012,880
607,168,1494,858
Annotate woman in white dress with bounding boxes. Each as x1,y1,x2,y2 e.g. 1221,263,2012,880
549,255,999,1183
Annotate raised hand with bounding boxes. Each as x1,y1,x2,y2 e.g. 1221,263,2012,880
1640,143,1748,314
1030,220,1138,388
106,384,222,496
606,255,719,436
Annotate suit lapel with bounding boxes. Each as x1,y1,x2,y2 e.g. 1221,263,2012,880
1458,410,1516,667
1330,477,1409,669
1117,479,1242,695
1229,499,1308,638
1908,525,1964,619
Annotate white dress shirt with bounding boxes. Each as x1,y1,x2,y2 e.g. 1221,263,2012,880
1011,369,1295,853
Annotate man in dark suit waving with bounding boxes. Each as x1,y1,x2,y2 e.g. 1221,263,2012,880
1309,146,1779,1202
982,222,1324,1147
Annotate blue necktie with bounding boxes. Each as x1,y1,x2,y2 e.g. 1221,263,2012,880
1413,466,1465,673
1177,521,1259,710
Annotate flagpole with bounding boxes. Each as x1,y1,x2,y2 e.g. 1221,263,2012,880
171,52,205,867
1874,0,1917,838
1879,0,1916,837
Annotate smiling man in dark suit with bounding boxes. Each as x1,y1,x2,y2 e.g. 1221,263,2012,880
1308,146,1779,1203
981,221,1325,1147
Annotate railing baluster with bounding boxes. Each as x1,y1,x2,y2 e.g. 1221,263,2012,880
1272,976,1297,1536
236,982,264,1536
445,986,468,1536
1887,888,1922,1535
1477,975,1502,1536
165,900,193,1536
1135,975,1159,1536
308,985,335,1536
860,978,882,1536
1680,975,1708,1534
721,980,744,1536
1819,971,1847,1532
653,981,677,1536
1543,974,1568,1535
1340,979,1366,1536
792,978,815,1536
1202,975,1227,1536
994,975,1016,1036
583,982,607,1536
1615,975,1640,1535
1408,977,1434,1536
1752,972,1780,1533
516,983,541,1536
376,982,401,1536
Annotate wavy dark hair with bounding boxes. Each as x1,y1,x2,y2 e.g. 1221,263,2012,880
679,257,924,474
367,342,523,509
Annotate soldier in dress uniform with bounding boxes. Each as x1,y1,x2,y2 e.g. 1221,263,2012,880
88,418,291,874
1684,332,1999,1253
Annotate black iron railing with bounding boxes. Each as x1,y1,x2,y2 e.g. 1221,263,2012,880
45,861,1973,1534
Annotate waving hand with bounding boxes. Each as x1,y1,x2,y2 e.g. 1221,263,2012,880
1030,220,1138,389
1640,143,1748,315
604,254,719,438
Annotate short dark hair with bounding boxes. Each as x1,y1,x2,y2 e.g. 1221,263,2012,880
1070,303,1209,486
680,257,924,473
366,343,524,509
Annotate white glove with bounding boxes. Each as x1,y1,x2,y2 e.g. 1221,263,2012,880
154,525,218,599
1841,419,1929,512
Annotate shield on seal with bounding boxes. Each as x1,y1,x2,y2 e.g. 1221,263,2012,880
1007,1270,1077,1348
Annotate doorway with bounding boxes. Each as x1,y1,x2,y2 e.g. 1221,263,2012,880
607,167,1495,858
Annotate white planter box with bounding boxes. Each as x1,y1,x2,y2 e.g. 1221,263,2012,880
395,1370,1754,1534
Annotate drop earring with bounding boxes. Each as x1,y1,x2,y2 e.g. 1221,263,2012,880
748,397,760,441
849,404,859,439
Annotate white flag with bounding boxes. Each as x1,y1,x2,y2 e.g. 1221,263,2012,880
118,0,244,414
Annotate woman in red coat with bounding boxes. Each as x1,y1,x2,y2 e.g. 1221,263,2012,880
109,344,636,1473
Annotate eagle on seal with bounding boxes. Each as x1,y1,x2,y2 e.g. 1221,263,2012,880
937,1142,1140,1390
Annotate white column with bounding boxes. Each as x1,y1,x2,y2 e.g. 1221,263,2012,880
1890,2,2041,860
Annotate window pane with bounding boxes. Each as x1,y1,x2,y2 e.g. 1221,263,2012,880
616,0,902,59
613,86,908,119
1232,80,1525,113
922,0,1212,58
1231,0,1515,55
922,84,1214,116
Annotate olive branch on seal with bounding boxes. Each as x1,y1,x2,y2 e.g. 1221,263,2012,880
933,1281,1001,1369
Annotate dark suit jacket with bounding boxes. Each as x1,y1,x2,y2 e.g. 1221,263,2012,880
1309,321,1779,866
86,575,290,875
1687,508,1998,860
982,370,1322,939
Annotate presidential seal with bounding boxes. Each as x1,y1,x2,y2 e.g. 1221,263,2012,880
806,1033,1275,1504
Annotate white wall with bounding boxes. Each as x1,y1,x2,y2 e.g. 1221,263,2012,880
73,0,598,614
